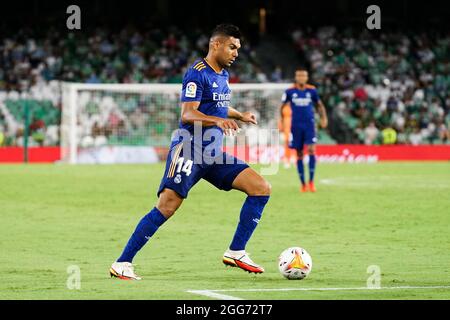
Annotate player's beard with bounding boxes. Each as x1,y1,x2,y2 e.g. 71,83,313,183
219,60,229,69
219,56,234,69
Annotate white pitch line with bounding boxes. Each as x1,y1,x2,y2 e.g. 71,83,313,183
187,290,243,300
212,285,450,292
187,286,450,300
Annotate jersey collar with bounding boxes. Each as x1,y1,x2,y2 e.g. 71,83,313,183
294,83,307,90
203,58,224,75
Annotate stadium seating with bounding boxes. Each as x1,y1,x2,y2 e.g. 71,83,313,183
0,26,264,91
0,27,267,147
291,26,450,145
0,25,448,147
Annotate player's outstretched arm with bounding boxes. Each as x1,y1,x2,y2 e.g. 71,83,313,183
316,100,328,129
228,106,257,124
181,101,240,134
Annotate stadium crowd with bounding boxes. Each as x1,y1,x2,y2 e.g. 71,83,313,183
0,25,265,91
0,26,267,147
292,26,450,145
0,25,449,147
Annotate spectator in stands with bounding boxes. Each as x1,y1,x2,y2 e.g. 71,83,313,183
29,117,46,146
270,66,283,82
0,128,4,146
381,126,397,145
364,121,379,145
409,127,423,145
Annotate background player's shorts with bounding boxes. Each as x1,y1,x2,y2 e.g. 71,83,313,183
157,141,249,199
289,126,317,150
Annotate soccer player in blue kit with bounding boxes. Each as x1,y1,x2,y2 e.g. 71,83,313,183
280,69,328,193
110,24,271,280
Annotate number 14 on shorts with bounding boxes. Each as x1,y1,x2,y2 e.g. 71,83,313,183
175,157,193,176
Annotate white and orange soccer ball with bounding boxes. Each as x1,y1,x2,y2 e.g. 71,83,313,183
278,247,312,280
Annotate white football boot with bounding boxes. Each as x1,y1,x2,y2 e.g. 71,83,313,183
110,262,142,280
223,249,265,274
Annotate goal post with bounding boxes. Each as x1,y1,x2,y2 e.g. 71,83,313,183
60,82,289,164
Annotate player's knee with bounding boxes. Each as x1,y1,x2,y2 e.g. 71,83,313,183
157,190,182,218
263,181,272,196
308,147,315,155
251,179,271,196
157,203,177,218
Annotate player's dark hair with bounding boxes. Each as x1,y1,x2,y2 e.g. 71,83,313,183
211,24,241,39
296,67,308,73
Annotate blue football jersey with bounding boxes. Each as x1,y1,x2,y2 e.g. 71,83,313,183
178,59,230,149
281,84,320,128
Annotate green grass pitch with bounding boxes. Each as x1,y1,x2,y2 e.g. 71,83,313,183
1,162,449,299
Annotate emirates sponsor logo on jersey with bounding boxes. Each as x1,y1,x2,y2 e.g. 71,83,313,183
213,92,231,107
292,97,311,106
212,92,231,101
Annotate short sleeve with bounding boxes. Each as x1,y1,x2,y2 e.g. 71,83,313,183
281,90,290,104
311,89,320,104
181,69,204,102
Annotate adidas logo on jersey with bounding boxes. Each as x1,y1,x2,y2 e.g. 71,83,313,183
212,82,219,88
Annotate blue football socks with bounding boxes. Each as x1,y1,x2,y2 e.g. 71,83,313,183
117,207,167,263
229,195,270,251
309,154,316,182
296,159,306,185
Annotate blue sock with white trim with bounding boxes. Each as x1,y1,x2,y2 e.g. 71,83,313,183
117,207,167,263
229,196,270,251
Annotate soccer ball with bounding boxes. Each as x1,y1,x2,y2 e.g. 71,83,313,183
278,247,312,280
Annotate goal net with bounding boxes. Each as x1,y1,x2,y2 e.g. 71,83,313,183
61,83,289,164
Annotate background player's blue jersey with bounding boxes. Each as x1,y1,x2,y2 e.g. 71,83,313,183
281,84,320,128
177,59,230,149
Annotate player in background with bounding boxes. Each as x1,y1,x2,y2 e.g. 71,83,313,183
278,104,296,168
110,24,271,280
280,69,328,192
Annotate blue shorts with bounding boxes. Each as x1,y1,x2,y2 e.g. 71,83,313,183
157,141,249,199
289,126,317,150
